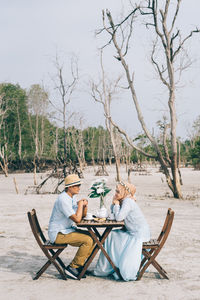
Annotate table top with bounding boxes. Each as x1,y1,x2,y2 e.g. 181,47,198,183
77,219,124,228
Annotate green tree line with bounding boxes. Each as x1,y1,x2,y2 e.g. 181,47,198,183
0,83,200,175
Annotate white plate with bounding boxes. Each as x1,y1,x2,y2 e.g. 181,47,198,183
84,217,93,221
107,217,115,221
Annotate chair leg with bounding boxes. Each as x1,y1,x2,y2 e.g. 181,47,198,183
34,249,67,280
139,248,155,277
46,249,67,280
49,248,67,269
34,260,52,280
140,248,154,266
137,249,169,280
151,258,168,274
150,259,169,279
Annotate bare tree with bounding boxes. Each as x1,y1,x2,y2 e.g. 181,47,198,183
15,98,22,160
0,94,9,176
0,141,8,177
98,0,199,198
121,141,131,172
69,116,86,172
28,84,49,158
91,51,122,181
28,84,49,184
89,128,96,167
49,55,79,166
189,115,200,146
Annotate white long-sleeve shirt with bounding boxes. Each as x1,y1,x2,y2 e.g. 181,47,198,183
111,197,150,241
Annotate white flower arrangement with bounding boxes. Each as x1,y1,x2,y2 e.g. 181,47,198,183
88,178,111,199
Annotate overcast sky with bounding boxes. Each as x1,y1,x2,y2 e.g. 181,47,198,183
1,0,200,139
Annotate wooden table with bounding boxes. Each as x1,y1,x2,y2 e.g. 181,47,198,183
76,219,125,280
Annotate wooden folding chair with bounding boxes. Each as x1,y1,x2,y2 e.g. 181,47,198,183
137,208,174,280
27,209,68,280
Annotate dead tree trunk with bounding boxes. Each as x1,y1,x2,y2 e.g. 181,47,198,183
49,55,79,166
91,51,122,181
99,2,199,198
0,143,9,177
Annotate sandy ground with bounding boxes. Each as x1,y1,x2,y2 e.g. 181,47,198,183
0,165,200,300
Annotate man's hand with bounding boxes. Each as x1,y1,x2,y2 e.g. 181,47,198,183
76,199,88,220
82,199,88,217
70,200,87,223
78,199,88,206
82,199,88,207
77,200,84,207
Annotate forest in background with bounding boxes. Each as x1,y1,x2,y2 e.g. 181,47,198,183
0,82,200,177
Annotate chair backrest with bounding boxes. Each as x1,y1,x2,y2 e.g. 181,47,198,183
157,208,174,248
27,209,47,249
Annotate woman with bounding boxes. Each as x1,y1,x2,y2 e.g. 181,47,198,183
93,181,150,281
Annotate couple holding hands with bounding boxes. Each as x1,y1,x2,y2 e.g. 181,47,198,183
48,174,150,281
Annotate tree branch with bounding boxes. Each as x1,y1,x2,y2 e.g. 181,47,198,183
169,0,181,34
173,28,200,60
163,123,171,164
151,40,170,88
108,115,157,159
96,6,140,36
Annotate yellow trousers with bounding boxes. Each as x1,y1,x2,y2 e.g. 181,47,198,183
55,230,95,268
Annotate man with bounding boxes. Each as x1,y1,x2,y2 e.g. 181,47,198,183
48,174,94,279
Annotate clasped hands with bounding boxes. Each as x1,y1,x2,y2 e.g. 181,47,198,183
79,197,120,207
78,198,88,207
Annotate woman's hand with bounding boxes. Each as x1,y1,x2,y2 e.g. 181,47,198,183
112,195,120,205
112,199,120,205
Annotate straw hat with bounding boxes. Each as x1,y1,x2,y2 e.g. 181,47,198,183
65,174,81,187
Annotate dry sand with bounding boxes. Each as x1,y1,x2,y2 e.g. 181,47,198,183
0,165,200,300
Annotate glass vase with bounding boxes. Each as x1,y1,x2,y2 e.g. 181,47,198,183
100,194,105,208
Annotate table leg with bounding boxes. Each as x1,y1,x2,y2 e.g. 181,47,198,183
92,227,101,239
88,228,122,279
78,227,109,280
78,227,122,280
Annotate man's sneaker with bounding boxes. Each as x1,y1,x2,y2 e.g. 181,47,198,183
77,266,86,278
65,265,79,279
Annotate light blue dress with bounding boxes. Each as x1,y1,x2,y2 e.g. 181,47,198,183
93,198,150,281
